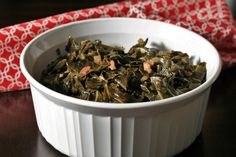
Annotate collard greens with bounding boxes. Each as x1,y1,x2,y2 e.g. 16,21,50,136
41,37,206,103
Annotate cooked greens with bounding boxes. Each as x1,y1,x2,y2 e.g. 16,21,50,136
40,37,206,103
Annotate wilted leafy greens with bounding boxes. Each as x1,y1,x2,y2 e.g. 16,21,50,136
41,37,206,103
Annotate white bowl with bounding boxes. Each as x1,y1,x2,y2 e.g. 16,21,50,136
20,18,221,157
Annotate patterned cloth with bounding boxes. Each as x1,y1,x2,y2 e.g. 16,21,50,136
1,0,236,92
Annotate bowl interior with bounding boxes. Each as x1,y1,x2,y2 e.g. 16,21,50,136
21,18,221,107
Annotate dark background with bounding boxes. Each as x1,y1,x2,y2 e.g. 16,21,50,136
1,0,236,157
0,0,122,28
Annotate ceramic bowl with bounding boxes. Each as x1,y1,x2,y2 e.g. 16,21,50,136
20,18,221,157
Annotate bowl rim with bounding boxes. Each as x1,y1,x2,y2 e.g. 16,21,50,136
20,17,222,109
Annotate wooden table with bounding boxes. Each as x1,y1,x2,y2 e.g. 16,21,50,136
1,0,236,156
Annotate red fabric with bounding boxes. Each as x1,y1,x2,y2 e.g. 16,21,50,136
1,0,236,92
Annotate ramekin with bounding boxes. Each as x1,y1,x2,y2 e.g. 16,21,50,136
20,18,221,157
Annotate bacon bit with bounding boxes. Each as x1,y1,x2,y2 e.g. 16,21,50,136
109,60,116,70
79,66,91,76
93,55,102,64
143,62,152,73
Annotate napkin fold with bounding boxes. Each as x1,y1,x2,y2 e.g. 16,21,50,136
1,0,236,92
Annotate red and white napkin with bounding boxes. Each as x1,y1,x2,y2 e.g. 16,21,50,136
1,0,236,92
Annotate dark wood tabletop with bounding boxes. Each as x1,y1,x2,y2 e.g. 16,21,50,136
1,0,236,157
